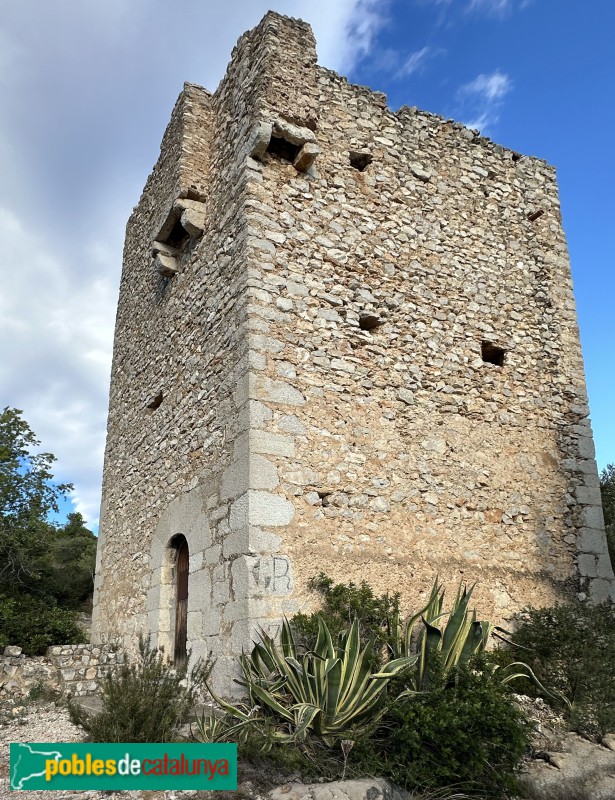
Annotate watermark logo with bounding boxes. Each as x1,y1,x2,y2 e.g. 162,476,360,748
10,743,237,791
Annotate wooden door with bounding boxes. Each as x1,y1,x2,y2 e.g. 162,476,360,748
174,539,189,667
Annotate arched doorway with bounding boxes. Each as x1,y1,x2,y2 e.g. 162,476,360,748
171,535,189,667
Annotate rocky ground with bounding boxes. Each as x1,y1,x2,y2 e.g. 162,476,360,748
2,694,615,800
0,697,220,800
0,696,325,800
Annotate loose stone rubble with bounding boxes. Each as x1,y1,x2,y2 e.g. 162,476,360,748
91,11,614,696
0,645,122,699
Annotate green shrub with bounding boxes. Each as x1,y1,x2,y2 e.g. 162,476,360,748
291,574,534,696
352,659,532,799
70,636,211,742
600,464,615,568
27,682,62,704
496,600,615,739
200,576,534,797
0,592,85,654
291,573,400,664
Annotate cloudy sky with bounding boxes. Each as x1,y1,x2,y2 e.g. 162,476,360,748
1,0,613,529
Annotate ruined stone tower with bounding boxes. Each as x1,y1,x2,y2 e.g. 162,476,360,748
92,12,614,693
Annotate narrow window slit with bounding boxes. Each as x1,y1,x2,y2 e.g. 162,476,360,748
481,342,505,367
527,209,545,222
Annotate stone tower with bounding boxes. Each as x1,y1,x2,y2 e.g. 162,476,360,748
92,12,614,694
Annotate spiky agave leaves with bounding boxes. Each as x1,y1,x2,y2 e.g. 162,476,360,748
393,579,559,701
395,580,496,693
204,616,416,748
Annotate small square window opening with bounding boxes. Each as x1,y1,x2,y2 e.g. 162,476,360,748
349,151,373,172
481,342,505,366
267,136,301,163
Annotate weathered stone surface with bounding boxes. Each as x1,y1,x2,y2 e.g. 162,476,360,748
180,206,205,237
151,239,178,258
272,119,316,146
0,644,121,698
248,121,273,160
154,252,177,277
581,505,605,530
256,376,306,406
249,491,295,527
250,430,295,457
91,11,614,696
410,163,432,182
269,779,409,800
249,454,280,491
294,142,320,172
522,733,615,800
397,389,415,405
579,528,608,554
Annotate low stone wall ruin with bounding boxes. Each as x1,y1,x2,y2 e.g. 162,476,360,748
0,644,124,698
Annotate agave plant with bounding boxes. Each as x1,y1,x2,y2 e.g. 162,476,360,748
391,579,494,693
392,579,561,701
204,616,416,747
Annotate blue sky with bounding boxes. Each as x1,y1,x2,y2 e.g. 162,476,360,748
1,0,613,529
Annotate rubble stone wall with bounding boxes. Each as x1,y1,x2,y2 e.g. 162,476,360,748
238,37,614,621
0,645,123,698
92,12,614,696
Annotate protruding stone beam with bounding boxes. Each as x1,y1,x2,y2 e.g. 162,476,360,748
152,240,179,277
175,197,206,227
154,253,178,277
156,197,206,243
248,122,273,161
293,142,320,172
271,119,316,147
152,197,207,276
248,118,320,172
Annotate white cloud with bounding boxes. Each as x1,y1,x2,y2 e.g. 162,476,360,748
364,43,444,81
311,0,390,72
456,69,512,132
0,206,117,526
459,70,512,101
466,0,512,13
398,47,433,77
422,0,532,15
0,1,391,529
466,0,534,14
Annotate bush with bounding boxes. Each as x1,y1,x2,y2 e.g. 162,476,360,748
496,601,615,739
70,636,211,742
291,573,400,664
0,592,85,654
353,659,532,799
291,574,526,694
201,575,533,798
600,464,615,567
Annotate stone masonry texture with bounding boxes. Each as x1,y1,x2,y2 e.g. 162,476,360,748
91,12,614,695
1,645,123,698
